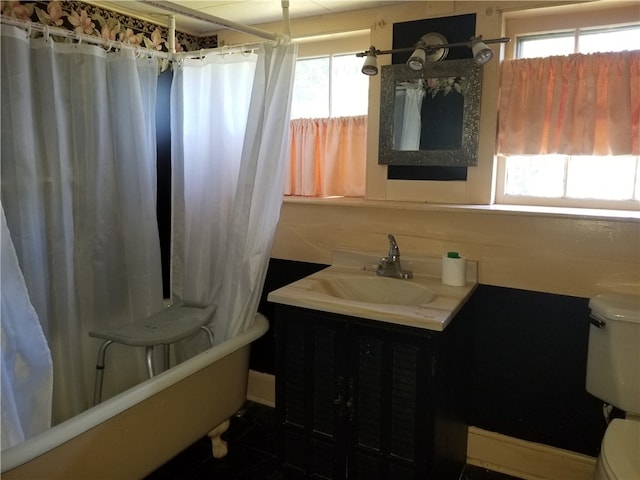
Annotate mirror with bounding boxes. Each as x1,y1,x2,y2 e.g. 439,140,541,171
378,59,482,166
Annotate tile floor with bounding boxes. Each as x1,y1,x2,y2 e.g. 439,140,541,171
146,402,523,480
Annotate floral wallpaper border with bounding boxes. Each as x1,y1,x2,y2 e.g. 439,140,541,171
1,0,217,52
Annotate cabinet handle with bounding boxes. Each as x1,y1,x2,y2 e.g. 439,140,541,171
335,376,346,416
346,377,355,421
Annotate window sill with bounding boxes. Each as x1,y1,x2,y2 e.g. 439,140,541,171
282,196,640,222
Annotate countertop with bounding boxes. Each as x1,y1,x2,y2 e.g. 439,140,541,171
267,249,478,332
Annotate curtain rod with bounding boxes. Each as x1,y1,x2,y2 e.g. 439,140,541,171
138,0,283,43
1,16,275,62
0,15,172,60
173,41,274,61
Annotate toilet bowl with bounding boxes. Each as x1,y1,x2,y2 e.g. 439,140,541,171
586,293,640,480
594,418,640,480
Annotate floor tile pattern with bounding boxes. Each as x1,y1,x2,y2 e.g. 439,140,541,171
146,402,523,480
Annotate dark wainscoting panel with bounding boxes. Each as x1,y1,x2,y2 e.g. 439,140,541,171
157,69,173,298
254,258,329,373
469,285,606,457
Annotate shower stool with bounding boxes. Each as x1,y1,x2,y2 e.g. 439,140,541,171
89,302,216,404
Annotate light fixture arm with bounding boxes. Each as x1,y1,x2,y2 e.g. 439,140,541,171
356,36,510,58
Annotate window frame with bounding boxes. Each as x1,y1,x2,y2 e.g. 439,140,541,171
495,155,640,210
285,31,371,199
291,31,370,120
495,18,640,211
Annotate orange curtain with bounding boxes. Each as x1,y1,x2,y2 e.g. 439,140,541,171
497,51,640,156
286,115,366,197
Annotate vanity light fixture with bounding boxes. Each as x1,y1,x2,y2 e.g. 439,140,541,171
407,47,427,71
356,34,510,76
471,37,495,65
361,46,379,75
407,33,448,71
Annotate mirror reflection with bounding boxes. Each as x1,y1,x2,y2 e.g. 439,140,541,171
394,76,466,151
379,60,482,166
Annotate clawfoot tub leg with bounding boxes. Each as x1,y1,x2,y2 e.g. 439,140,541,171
207,419,230,458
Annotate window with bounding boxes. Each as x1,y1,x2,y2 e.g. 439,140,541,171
285,33,369,197
497,24,640,210
291,52,368,119
499,155,640,209
516,25,640,58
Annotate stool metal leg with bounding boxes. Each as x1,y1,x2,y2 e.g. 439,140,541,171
201,325,214,347
93,340,114,406
145,346,155,377
163,344,170,371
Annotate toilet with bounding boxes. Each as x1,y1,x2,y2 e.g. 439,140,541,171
586,293,640,480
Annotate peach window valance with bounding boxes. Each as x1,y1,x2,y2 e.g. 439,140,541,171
286,115,366,197
497,51,640,156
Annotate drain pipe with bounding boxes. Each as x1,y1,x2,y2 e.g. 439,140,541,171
138,0,279,42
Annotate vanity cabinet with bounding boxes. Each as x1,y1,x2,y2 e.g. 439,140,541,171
274,304,471,480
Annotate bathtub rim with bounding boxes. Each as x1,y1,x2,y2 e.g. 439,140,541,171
1,313,269,472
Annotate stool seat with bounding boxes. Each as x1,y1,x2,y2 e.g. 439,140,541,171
89,303,216,404
89,303,217,346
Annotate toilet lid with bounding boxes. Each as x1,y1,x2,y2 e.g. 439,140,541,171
589,294,640,323
601,419,640,479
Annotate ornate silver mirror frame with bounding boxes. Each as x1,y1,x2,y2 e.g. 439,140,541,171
378,59,482,166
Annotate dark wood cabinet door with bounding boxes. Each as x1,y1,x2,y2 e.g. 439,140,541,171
276,307,348,479
275,305,468,480
346,323,433,480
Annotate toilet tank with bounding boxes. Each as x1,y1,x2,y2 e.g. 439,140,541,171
586,293,640,415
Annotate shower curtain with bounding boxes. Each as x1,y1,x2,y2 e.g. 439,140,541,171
0,25,163,425
394,81,425,151
1,204,53,450
171,43,297,344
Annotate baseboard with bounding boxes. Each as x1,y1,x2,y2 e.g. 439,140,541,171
246,369,275,407
247,371,597,480
467,426,596,480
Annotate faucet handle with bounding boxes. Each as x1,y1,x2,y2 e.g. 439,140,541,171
387,234,399,257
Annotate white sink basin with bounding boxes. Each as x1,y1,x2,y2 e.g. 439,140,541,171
310,275,436,305
267,250,479,331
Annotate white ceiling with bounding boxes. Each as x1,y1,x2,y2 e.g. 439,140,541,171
89,0,390,36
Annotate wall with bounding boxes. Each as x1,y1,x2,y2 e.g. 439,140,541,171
272,200,639,298
221,0,506,204
4,1,216,52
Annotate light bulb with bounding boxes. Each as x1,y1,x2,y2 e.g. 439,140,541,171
407,48,426,71
361,53,378,76
472,40,493,65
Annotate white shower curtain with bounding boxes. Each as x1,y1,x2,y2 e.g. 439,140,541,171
394,81,425,150
1,204,53,450
171,43,297,344
0,25,163,424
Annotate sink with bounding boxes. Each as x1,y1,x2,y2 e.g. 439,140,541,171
310,275,436,305
267,250,479,331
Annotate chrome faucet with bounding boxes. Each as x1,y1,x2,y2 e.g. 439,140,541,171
376,234,413,279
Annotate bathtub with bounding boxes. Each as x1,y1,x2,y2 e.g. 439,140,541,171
1,313,269,479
